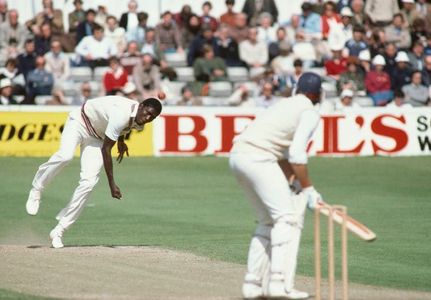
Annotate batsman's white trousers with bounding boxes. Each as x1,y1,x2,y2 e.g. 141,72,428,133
229,152,307,292
32,115,103,230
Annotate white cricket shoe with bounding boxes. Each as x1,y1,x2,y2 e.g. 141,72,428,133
242,282,264,299
268,280,309,299
26,188,41,215
49,225,65,249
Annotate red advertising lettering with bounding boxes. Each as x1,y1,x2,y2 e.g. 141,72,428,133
317,116,365,155
160,115,208,153
371,114,408,154
214,115,255,154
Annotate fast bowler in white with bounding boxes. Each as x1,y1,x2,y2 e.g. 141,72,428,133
26,96,162,248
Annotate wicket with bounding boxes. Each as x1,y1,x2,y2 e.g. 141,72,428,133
314,205,348,300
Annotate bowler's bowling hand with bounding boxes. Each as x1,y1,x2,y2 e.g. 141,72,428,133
111,184,122,200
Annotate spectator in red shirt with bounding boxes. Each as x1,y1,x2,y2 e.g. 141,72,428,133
365,54,393,106
200,1,218,32
324,43,347,80
103,56,128,95
173,5,193,30
220,0,237,28
321,1,341,40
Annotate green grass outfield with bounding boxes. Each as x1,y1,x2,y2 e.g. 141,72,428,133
1,156,431,296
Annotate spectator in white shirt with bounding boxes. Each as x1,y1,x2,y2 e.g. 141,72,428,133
105,16,126,56
119,0,139,33
239,27,268,77
44,40,70,89
386,89,413,110
75,24,117,69
271,41,294,76
257,12,277,45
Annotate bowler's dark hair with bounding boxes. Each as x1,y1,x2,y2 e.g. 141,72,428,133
142,98,162,115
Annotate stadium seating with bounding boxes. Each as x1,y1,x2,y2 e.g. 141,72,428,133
208,81,233,97
175,67,195,82
70,67,92,82
227,67,249,82
164,52,187,68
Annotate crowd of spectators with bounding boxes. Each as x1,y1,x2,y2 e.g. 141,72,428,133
1,0,431,110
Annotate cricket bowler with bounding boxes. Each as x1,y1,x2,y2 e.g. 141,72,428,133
230,72,323,299
26,96,162,248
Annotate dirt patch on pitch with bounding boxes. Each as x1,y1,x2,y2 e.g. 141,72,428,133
1,245,430,300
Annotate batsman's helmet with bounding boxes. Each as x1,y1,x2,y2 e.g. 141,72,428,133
296,72,322,94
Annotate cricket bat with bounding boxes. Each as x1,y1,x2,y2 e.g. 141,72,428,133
317,201,377,242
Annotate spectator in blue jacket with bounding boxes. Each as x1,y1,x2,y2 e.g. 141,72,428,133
26,56,54,101
345,25,367,57
17,39,37,80
187,24,219,66
299,2,321,37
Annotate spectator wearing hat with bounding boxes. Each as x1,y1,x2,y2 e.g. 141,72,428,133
350,0,365,28
299,2,321,38
126,12,148,48
69,0,85,33
182,14,201,49
345,25,367,57
335,89,360,111
230,13,250,44
44,40,70,89
200,1,218,32
119,0,139,33
386,89,413,110
421,55,431,86
121,82,139,100
242,0,278,27
71,81,91,105
402,71,429,106
365,0,399,27
239,27,268,77
324,42,348,80
0,9,30,62
76,9,97,44
0,58,26,95
401,0,421,29
322,2,341,40
271,41,294,76
103,56,128,95
75,24,117,69
0,78,17,105
215,24,243,67
133,53,161,98
193,44,227,83
26,55,54,101
365,54,393,106
257,12,277,45
339,7,354,42
391,51,412,90
17,39,37,80
358,49,371,73
105,16,127,56
408,41,425,71
338,60,365,94
187,24,218,66
385,13,411,50
155,11,183,54
220,0,237,28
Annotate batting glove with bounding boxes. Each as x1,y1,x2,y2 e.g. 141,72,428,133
302,186,323,210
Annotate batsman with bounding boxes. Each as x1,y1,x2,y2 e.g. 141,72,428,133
230,72,323,300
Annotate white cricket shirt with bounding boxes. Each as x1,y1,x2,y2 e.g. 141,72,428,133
231,94,320,163
70,96,143,141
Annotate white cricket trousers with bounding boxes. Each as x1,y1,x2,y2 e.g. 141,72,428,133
229,152,307,293
31,116,103,230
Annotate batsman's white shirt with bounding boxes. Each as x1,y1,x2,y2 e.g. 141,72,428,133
231,94,320,164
